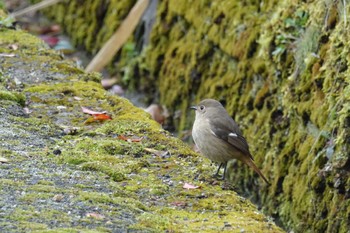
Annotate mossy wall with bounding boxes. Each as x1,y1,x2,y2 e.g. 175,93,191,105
38,0,350,232
34,0,136,54
0,26,284,232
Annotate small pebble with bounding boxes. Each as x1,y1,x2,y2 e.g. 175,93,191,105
53,149,62,155
52,194,64,202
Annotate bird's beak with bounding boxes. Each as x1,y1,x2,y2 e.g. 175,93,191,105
190,106,197,110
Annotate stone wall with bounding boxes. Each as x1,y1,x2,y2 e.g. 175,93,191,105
39,0,350,231
0,17,285,232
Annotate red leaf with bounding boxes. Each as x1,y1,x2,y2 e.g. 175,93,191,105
183,183,200,190
118,135,129,141
39,35,59,47
92,113,112,120
84,114,112,124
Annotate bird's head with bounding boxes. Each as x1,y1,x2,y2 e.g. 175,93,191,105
190,99,224,119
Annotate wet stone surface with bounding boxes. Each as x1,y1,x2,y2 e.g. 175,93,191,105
0,29,283,232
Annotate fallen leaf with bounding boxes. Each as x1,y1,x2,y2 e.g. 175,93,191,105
0,157,9,163
57,105,67,111
73,96,83,101
144,148,169,157
86,212,105,220
84,114,112,124
171,201,187,207
183,183,200,190
92,113,112,120
130,138,142,142
144,104,167,124
118,135,143,142
47,24,61,34
82,107,111,124
39,35,59,47
101,77,118,89
0,53,15,57
118,135,128,141
81,106,107,115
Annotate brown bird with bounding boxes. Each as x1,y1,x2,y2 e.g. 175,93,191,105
190,99,269,184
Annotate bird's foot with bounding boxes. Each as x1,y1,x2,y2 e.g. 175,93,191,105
213,162,227,180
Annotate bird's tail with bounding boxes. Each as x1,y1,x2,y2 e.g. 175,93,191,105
245,159,270,185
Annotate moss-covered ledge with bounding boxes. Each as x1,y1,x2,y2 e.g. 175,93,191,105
0,28,282,232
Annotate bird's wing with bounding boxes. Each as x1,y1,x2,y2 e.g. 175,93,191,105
209,116,254,160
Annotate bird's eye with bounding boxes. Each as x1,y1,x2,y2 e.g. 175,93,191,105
199,105,205,111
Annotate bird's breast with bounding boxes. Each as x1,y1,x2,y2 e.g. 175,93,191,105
192,118,241,163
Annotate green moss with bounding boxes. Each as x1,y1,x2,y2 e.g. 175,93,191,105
77,191,147,212
77,191,115,204
0,90,25,106
8,0,350,230
54,63,85,74
17,221,49,232
0,29,46,49
25,81,103,97
18,192,54,203
80,161,127,182
0,178,26,187
131,212,172,231
28,184,57,193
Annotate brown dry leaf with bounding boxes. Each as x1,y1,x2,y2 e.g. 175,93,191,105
183,183,200,190
81,106,107,115
101,77,118,89
86,212,105,220
0,53,15,57
73,96,83,101
0,157,9,163
144,148,168,157
118,135,143,142
171,201,187,207
57,105,67,111
144,104,168,124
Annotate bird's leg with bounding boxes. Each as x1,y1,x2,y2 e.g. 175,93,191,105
222,162,227,180
214,162,227,180
214,163,223,177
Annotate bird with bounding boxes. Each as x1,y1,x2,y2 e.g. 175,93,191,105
190,99,269,184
